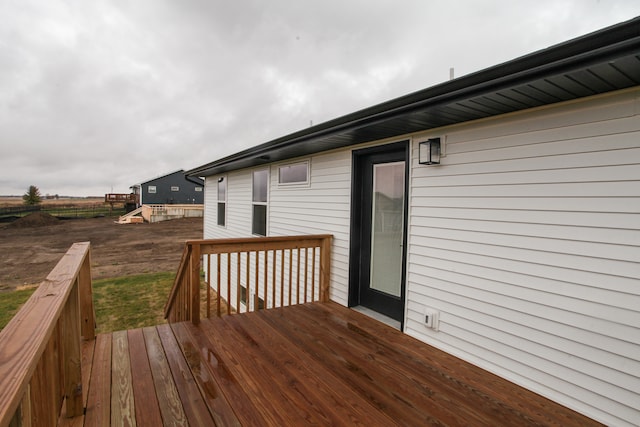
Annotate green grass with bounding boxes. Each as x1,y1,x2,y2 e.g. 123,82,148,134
92,272,175,334
0,287,37,330
0,271,175,333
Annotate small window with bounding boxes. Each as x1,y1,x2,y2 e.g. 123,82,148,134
217,176,226,227
148,185,156,194
252,205,266,236
195,187,203,192
278,161,309,185
252,169,268,236
171,186,179,192
252,169,268,203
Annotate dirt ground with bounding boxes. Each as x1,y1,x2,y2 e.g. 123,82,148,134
0,214,203,292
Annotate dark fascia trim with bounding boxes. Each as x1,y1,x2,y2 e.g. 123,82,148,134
187,16,640,177
138,169,185,186
184,175,205,186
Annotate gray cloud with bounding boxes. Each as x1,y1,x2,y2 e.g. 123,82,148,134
1,0,639,196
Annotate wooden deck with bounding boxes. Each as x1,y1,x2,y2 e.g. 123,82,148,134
69,302,602,426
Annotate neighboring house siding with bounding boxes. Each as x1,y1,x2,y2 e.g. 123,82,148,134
141,171,204,205
406,89,640,426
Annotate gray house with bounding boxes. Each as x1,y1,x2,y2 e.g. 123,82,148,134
188,18,640,426
131,170,204,206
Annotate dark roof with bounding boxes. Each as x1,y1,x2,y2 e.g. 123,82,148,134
136,169,203,186
188,16,640,178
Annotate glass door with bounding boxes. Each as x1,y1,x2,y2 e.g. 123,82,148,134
349,142,408,324
370,162,405,297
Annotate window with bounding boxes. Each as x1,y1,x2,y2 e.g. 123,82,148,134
171,186,179,192
278,160,309,185
217,176,226,227
195,187,203,192
148,185,156,194
252,169,268,236
240,285,265,309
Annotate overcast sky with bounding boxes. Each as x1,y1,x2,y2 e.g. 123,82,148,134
1,0,639,197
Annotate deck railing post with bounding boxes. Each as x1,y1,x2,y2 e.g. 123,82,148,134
79,248,95,340
0,242,92,427
319,236,332,302
62,279,83,417
165,235,333,322
190,243,201,325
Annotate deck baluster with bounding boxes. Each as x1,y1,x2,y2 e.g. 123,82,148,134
164,235,333,322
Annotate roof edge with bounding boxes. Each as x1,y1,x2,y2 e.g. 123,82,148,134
188,16,640,177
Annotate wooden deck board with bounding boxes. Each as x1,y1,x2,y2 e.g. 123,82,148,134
142,326,188,425
127,328,163,427
215,313,376,426
110,330,135,427
156,324,221,427
257,303,463,426
168,322,244,426
293,302,526,425
236,310,390,426
310,303,590,427
187,317,296,426
293,302,541,425
84,333,111,427
75,302,603,426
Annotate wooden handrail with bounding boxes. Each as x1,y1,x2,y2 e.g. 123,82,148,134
163,243,192,320
0,242,95,427
164,235,332,324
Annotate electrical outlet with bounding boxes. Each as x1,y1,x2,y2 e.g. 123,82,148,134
424,308,440,331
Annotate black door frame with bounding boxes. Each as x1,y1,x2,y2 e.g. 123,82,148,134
348,140,409,327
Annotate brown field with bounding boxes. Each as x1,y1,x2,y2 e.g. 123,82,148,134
0,196,106,207
0,214,203,292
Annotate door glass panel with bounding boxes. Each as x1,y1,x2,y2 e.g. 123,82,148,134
370,162,405,297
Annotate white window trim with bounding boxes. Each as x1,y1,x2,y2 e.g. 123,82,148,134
277,159,310,187
148,185,156,194
217,175,227,228
252,168,269,236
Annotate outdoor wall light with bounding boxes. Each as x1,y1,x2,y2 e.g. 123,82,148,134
419,138,441,165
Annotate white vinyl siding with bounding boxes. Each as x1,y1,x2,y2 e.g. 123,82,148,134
204,153,353,305
406,89,640,427
203,157,350,306
204,172,253,240
201,88,639,426
270,154,352,304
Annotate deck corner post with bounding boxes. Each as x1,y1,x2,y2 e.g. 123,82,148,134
319,236,332,302
190,243,201,325
79,244,95,340
63,280,83,418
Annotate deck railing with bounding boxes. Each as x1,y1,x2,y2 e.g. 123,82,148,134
0,242,95,427
164,235,332,324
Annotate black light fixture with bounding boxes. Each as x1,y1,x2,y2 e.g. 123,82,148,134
419,138,441,165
